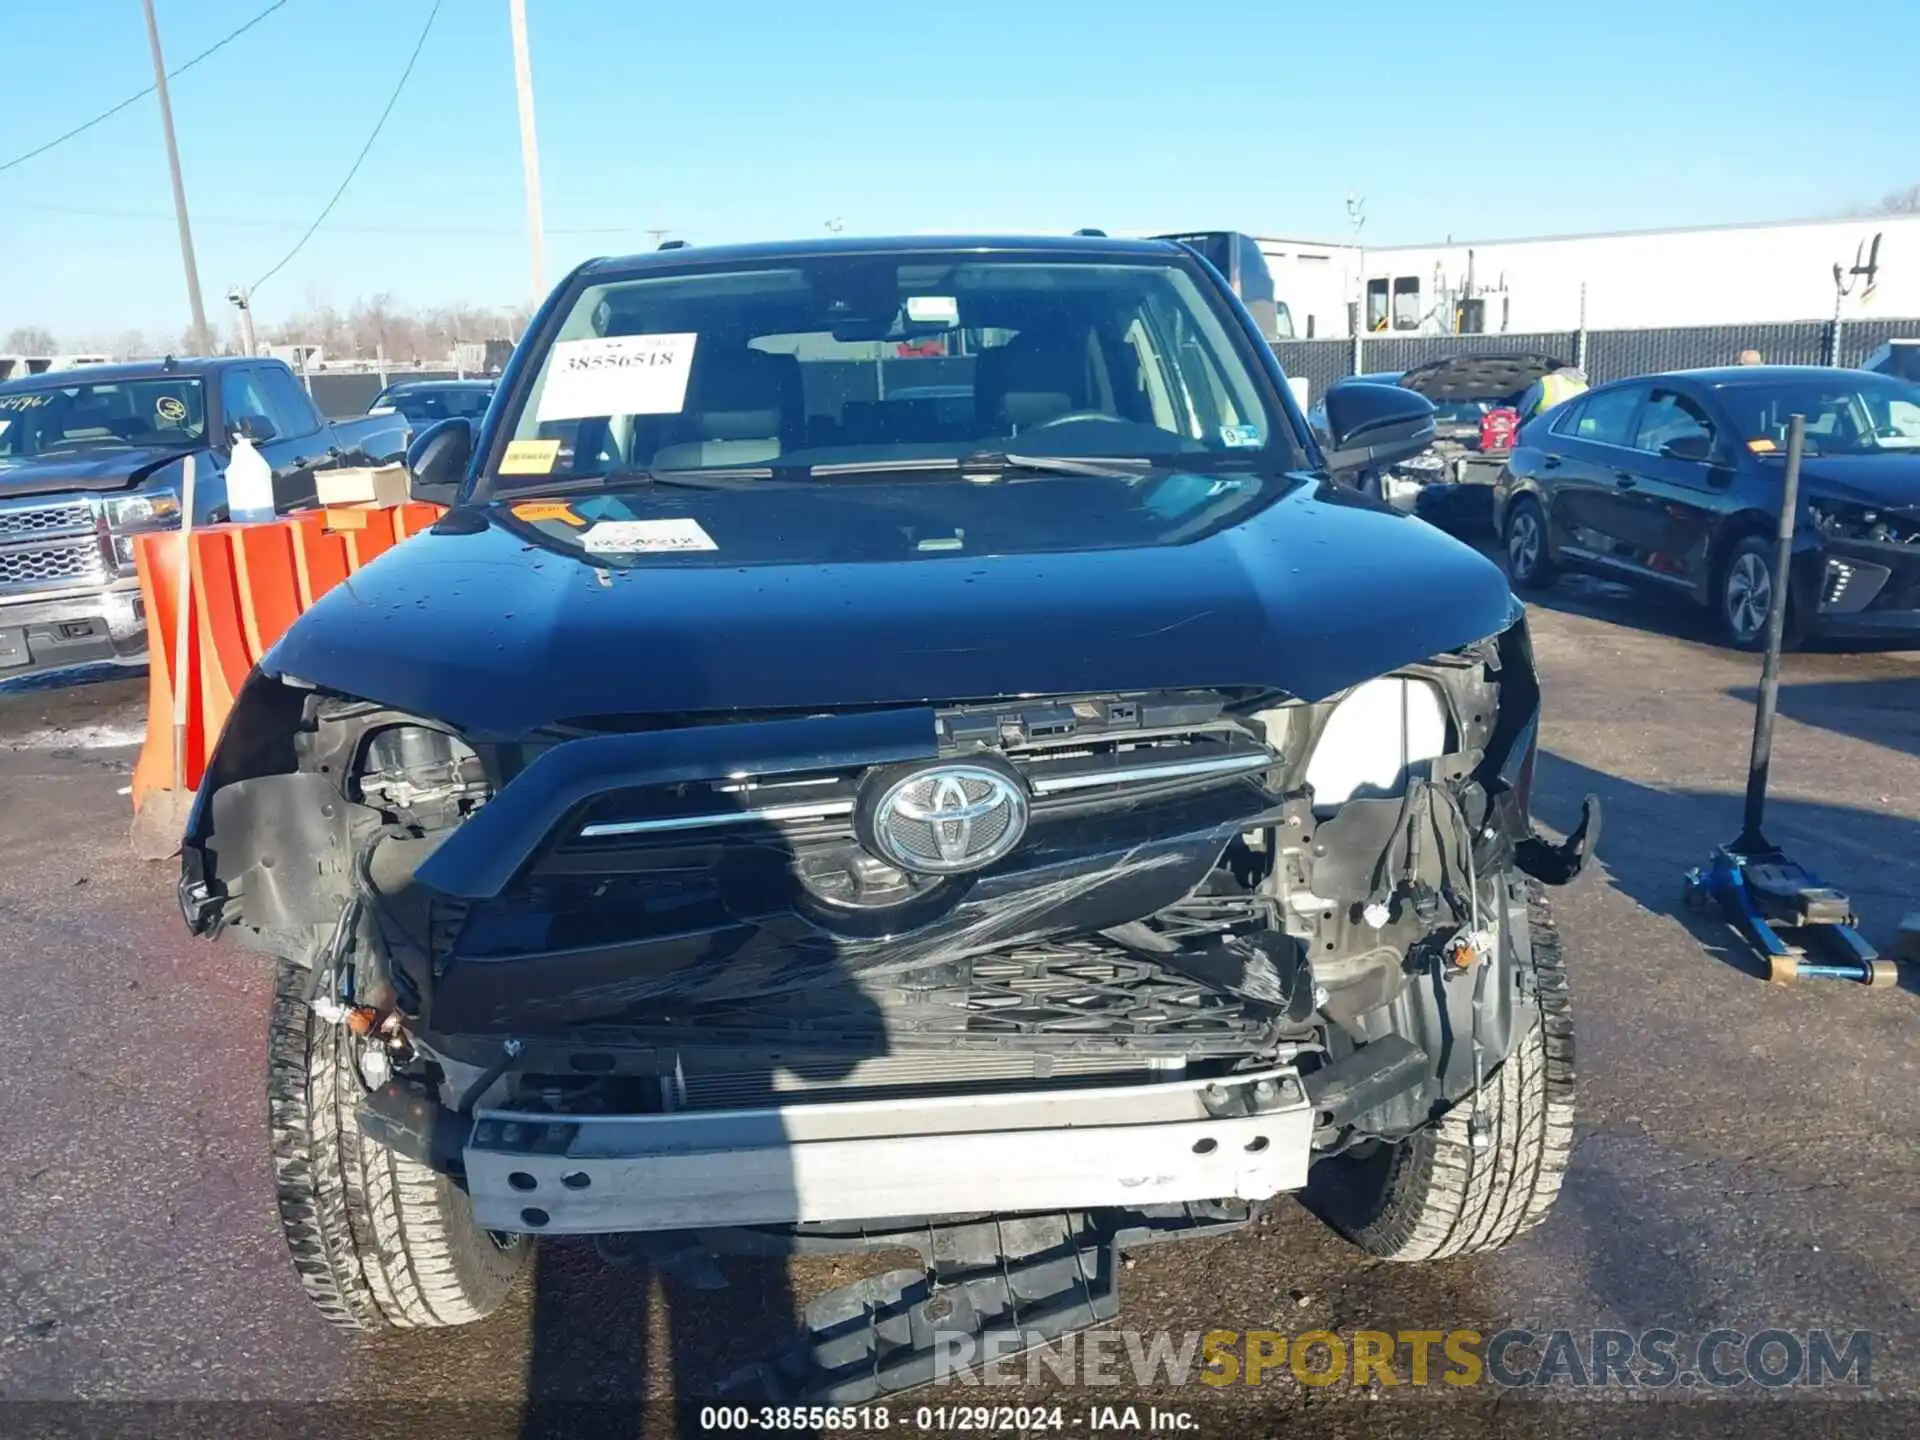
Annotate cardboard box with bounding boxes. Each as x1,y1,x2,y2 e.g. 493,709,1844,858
314,462,410,509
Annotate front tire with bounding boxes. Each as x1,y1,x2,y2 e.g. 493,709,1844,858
268,956,528,1331
1303,879,1574,1260
1719,534,1803,652
1504,497,1556,591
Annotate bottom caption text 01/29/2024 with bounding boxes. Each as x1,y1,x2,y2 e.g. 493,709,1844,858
696,1405,1202,1433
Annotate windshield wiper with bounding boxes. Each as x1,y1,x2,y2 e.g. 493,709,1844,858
807,453,1161,480
964,451,1160,479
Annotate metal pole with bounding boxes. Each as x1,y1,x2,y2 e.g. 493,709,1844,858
1739,412,1805,850
142,0,210,355
1350,253,1364,376
1575,282,1590,373
508,0,546,301
232,288,258,357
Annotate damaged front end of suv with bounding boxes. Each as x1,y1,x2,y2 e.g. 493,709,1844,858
177,236,1597,1382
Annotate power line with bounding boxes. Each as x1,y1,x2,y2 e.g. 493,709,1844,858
6,198,670,239
0,0,297,176
250,0,442,294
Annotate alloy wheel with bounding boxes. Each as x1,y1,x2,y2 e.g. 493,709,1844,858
1725,552,1772,643
1508,511,1542,580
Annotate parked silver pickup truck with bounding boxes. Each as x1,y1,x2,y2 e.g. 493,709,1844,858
0,356,406,680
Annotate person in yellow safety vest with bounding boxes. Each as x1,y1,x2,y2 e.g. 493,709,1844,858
1517,364,1589,420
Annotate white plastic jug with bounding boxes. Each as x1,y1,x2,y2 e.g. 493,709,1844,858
227,434,277,524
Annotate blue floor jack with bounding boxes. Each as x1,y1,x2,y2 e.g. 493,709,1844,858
1683,414,1899,988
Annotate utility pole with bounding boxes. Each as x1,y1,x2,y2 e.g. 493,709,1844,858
142,0,210,355
508,0,546,300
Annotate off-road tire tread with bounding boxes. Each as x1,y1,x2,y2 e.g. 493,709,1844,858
267,956,525,1331
1310,877,1575,1260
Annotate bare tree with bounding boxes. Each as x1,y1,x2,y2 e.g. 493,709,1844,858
3,325,59,354
248,295,528,367
1876,183,1920,215
1845,183,1920,217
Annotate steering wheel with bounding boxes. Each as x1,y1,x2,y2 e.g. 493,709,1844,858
1869,424,1907,440
1030,409,1129,429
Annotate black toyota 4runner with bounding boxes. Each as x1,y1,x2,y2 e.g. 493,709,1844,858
179,236,1597,1375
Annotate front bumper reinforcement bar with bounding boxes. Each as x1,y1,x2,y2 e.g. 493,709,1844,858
465,1067,1312,1234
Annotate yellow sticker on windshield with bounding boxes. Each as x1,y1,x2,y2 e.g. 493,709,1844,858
1748,438,1777,453
512,500,584,527
500,438,561,474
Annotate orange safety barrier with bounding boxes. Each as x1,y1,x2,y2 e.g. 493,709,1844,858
130,503,445,830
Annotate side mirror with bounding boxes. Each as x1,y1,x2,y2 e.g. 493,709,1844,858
233,413,277,444
406,417,473,505
1321,384,1437,474
1659,433,1713,463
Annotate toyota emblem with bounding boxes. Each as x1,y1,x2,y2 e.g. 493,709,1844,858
862,763,1030,875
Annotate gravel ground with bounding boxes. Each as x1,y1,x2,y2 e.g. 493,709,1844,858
2,578,1917,1440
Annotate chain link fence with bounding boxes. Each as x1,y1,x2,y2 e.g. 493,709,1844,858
308,369,460,419
1273,317,1920,401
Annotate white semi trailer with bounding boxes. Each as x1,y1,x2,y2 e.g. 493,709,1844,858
1256,213,1920,341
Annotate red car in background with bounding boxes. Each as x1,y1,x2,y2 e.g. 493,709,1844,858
1309,353,1570,531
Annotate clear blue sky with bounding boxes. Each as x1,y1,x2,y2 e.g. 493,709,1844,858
1,0,1911,343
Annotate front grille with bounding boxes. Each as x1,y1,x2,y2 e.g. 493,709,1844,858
0,540,107,592
568,692,1275,848
0,500,94,540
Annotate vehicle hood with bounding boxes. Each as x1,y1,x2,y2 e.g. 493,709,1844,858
0,444,200,500
1398,353,1564,405
264,475,1519,736
1797,454,1920,510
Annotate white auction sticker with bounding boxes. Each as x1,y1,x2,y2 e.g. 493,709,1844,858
580,517,718,555
536,333,699,422
906,295,958,324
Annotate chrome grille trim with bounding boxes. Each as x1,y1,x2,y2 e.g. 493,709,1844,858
0,498,96,539
578,798,856,839
1026,751,1274,796
573,751,1271,840
0,494,111,595
0,538,109,592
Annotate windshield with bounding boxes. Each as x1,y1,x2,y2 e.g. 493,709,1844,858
373,385,492,424
489,252,1290,489
1430,399,1495,425
0,376,207,459
1717,374,1920,455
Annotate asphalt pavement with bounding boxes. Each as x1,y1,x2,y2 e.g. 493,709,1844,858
2,581,1917,1440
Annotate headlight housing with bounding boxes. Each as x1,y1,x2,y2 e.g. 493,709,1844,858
1807,500,1915,544
1304,676,1450,809
104,492,182,530
355,724,491,828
